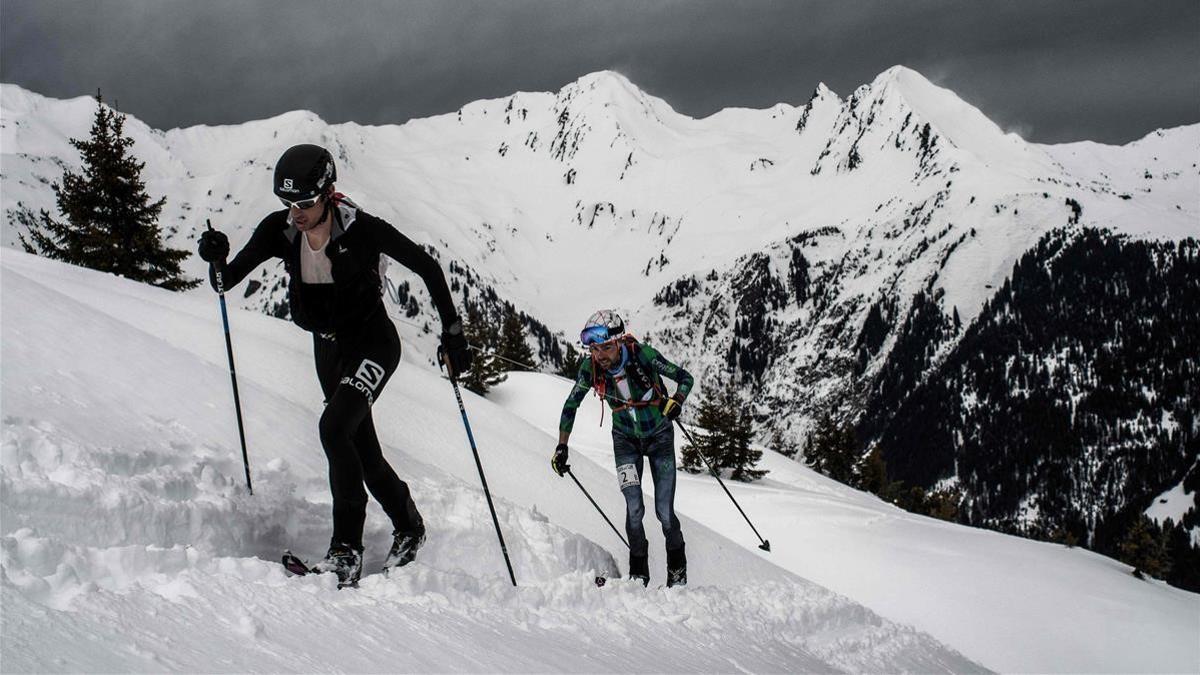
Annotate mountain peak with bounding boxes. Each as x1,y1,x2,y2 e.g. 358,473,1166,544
572,69,638,90
810,64,1052,175
875,64,927,85
554,70,678,119
545,70,681,162
810,82,839,103
559,70,647,105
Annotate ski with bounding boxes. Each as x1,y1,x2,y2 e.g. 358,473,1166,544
280,550,361,588
282,550,313,576
593,576,676,590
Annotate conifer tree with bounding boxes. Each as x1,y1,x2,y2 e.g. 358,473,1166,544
767,429,799,460
460,305,507,395
680,403,720,474
1163,518,1200,592
17,93,198,291
855,447,893,496
1117,515,1170,580
723,385,766,482
558,344,584,378
497,304,537,371
924,485,963,522
681,380,767,482
804,413,858,484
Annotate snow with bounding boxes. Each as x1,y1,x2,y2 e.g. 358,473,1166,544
1146,458,1198,538
1039,125,1200,240
2,250,985,673
492,373,1200,674
3,66,1199,672
879,66,1059,173
3,251,1194,672
3,70,1195,430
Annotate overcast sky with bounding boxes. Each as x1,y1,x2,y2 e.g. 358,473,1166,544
2,0,1197,144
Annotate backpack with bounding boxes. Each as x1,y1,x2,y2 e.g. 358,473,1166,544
590,336,667,425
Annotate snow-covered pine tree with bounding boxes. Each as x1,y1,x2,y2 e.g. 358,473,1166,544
17,92,197,291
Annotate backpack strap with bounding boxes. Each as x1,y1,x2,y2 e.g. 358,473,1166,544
591,336,667,416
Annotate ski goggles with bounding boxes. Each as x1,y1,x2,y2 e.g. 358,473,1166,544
279,194,323,210
580,325,616,347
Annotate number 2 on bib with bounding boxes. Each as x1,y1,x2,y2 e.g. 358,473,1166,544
616,463,640,489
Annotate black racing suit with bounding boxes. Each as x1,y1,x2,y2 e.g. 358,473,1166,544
210,196,459,550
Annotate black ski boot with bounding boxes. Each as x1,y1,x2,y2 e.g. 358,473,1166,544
629,553,650,587
312,543,363,588
384,524,426,571
666,544,687,588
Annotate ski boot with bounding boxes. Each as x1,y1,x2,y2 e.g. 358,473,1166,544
666,544,687,588
384,524,426,571
312,543,363,589
629,552,650,587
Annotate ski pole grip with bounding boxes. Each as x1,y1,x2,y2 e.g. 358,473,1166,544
439,345,459,382
204,219,228,294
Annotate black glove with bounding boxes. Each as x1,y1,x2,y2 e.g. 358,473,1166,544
198,229,229,263
439,319,472,379
661,395,683,421
551,443,569,477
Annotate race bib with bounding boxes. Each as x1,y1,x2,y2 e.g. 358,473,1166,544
616,463,640,489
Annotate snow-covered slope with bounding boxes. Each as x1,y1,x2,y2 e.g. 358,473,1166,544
1,250,984,673
493,373,1200,674
3,251,1197,672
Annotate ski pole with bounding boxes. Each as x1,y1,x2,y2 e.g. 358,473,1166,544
674,420,770,552
207,220,253,495
441,349,517,586
566,468,629,549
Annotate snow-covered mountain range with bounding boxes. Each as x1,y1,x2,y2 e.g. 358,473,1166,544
2,67,1197,568
4,66,1193,390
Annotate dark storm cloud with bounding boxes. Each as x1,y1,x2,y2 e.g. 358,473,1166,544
2,0,1197,143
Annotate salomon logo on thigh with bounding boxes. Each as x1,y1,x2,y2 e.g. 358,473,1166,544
354,359,386,391
339,376,375,404
340,358,385,404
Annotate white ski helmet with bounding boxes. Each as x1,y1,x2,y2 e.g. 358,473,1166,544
580,309,626,346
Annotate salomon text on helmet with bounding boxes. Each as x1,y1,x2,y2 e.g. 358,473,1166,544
274,144,336,202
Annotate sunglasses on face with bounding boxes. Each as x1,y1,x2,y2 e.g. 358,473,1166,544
279,194,322,210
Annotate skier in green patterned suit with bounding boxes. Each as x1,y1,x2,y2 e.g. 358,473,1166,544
552,310,694,587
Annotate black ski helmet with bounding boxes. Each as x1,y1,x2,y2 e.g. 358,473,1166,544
274,144,336,201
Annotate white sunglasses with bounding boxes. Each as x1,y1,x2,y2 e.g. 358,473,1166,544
279,194,323,210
